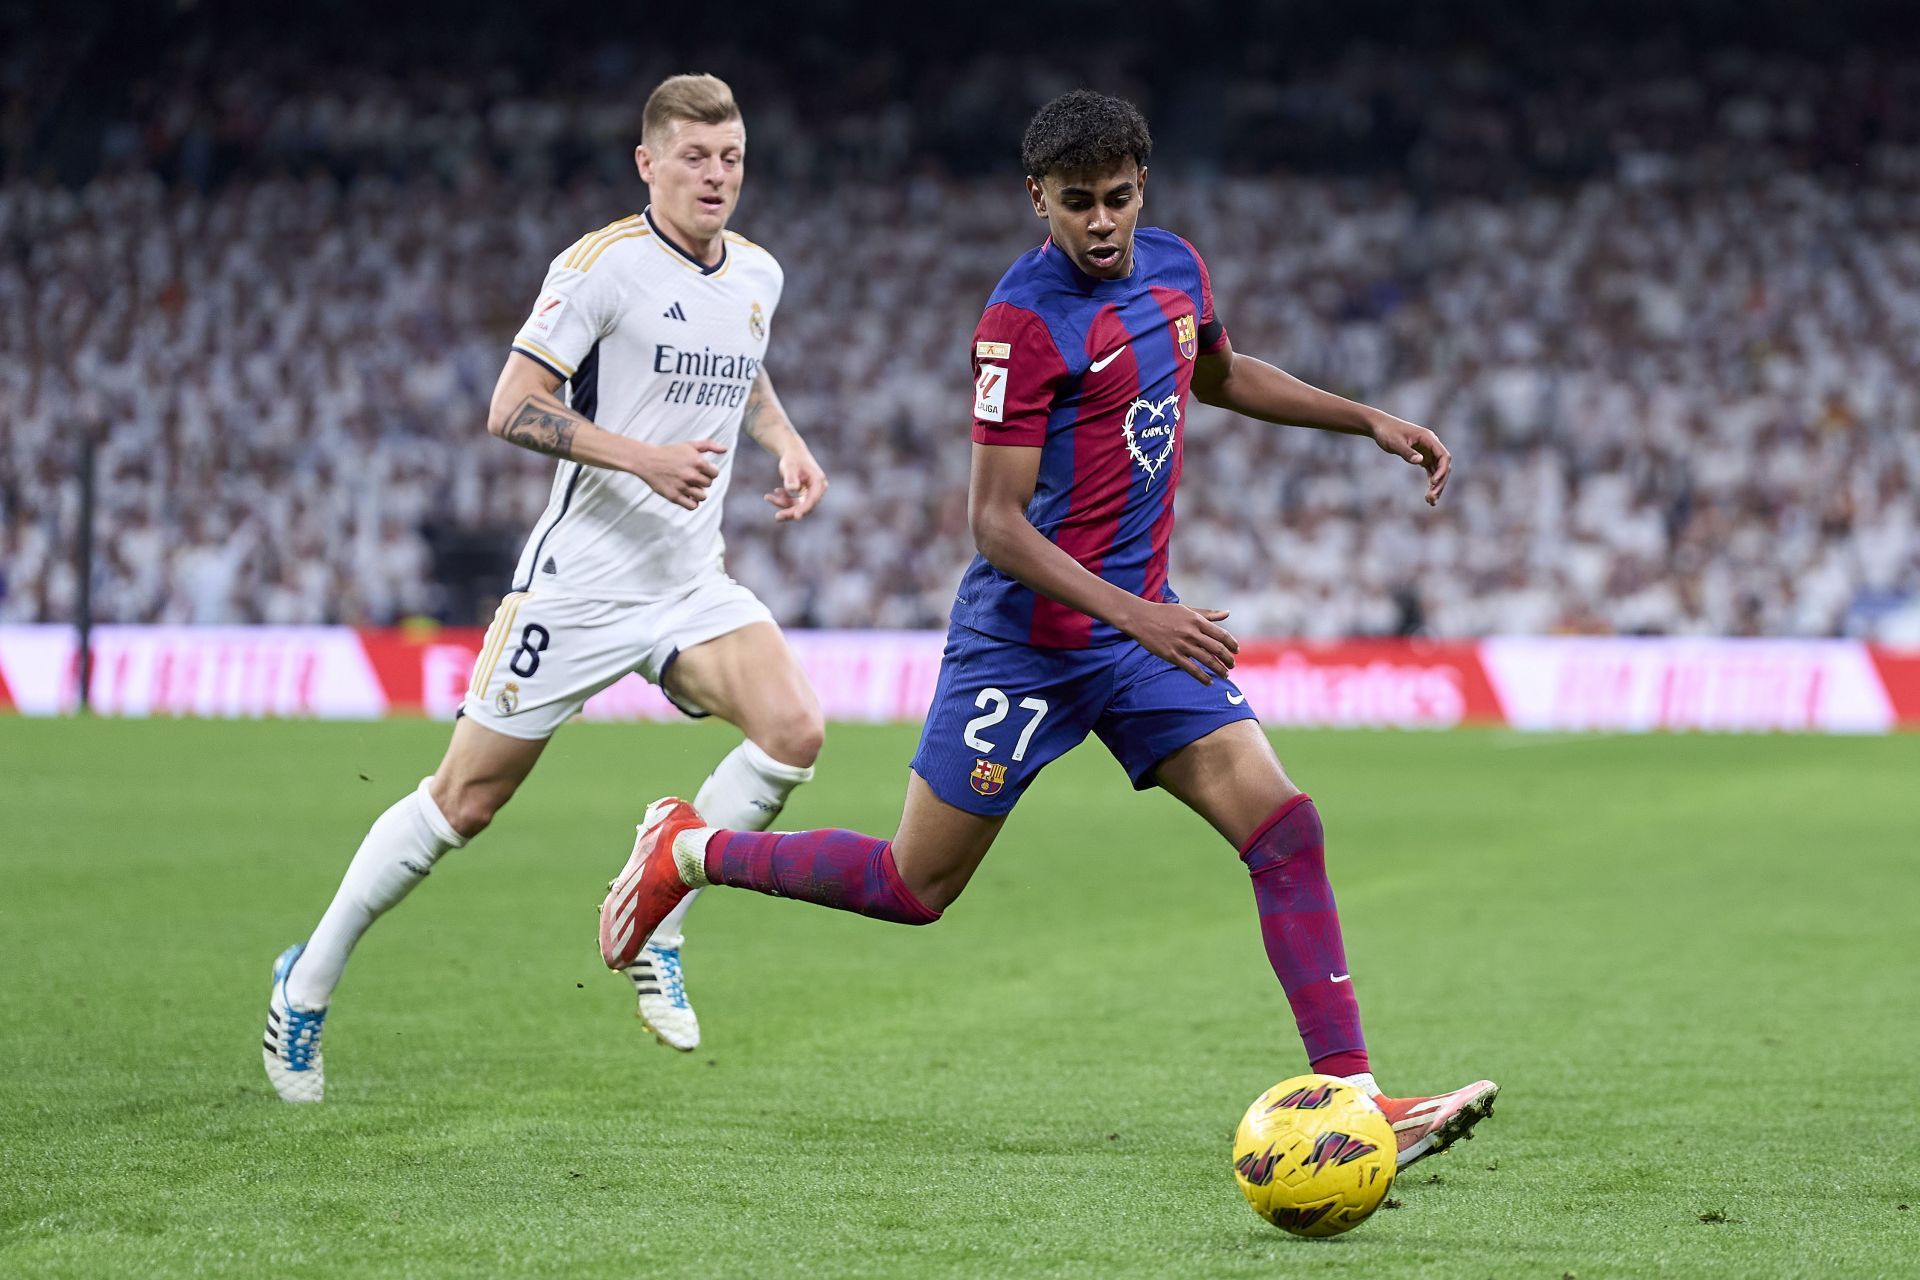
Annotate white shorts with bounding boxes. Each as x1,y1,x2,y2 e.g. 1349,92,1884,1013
460,573,774,740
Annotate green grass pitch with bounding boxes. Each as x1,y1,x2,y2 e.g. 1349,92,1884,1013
3,718,1917,1277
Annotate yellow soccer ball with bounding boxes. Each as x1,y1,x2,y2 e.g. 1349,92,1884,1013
1231,1073,1397,1238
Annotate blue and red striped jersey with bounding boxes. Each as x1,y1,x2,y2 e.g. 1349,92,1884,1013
952,226,1229,649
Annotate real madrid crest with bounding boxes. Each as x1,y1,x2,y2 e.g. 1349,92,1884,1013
496,681,520,716
749,301,766,340
1175,313,1197,360
969,758,1007,797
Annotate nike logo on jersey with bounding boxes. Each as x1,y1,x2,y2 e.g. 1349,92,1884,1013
663,301,688,321
1330,973,1351,983
1089,344,1128,372
1226,691,1246,705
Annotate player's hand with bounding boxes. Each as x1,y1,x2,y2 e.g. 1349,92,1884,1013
1124,602,1239,685
765,446,828,521
1368,413,1452,506
634,439,727,510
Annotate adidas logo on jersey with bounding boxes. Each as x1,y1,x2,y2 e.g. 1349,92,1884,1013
663,301,688,321
542,557,558,575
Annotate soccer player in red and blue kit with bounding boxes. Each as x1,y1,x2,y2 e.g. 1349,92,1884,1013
600,90,1496,1168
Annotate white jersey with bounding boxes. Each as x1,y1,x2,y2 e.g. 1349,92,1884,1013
508,207,782,600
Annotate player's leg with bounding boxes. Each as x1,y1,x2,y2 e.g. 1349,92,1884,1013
654,620,824,940
289,585,600,1015
1150,718,1497,1168
264,717,545,1101
292,718,547,1008
598,773,998,968
1093,647,1364,1079
266,590,623,1100
705,770,1004,912
621,593,822,1046
1148,720,1365,1075
599,626,1095,968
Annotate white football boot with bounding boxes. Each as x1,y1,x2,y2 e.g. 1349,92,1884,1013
623,940,700,1051
262,943,327,1102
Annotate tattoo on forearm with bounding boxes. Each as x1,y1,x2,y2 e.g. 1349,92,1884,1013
741,374,797,451
502,396,579,459
741,378,773,446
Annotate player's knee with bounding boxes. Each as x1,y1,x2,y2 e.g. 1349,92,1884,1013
898,861,968,915
914,880,964,915
756,706,825,769
436,780,512,840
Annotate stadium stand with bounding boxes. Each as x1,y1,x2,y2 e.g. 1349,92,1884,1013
4,41,1917,639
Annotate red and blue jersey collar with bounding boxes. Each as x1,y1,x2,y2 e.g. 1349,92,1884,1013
1038,235,1141,295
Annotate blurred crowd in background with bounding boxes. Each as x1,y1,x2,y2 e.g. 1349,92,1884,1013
5,19,1919,639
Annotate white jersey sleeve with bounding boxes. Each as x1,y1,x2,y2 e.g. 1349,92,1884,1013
509,217,640,379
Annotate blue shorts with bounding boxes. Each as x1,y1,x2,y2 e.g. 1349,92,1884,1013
908,623,1259,816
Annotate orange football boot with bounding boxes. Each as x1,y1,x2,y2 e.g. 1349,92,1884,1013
599,797,708,969
1375,1080,1500,1169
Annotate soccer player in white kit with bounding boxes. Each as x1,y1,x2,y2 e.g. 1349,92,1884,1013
262,75,827,1101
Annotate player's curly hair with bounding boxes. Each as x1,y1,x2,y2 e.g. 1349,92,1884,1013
1021,90,1152,178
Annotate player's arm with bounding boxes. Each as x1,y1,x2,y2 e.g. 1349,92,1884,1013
740,370,827,522
1190,335,1451,506
485,353,726,510
968,443,1237,684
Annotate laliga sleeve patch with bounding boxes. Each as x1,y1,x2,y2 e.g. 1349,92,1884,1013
974,364,1008,422
525,292,569,339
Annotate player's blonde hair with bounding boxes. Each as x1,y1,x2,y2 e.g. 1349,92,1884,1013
643,74,741,146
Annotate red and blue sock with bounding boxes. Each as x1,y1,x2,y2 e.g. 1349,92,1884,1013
1241,794,1369,1079
703,828,940,925
704,802,1364,1078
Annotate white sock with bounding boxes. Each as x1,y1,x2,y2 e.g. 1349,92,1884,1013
648,740,814,949
286,778,466,1009
1342,1072,1382,1099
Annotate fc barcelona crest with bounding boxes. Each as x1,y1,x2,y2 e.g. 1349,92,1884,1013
969,758,1007,797
1174,313,1197,360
